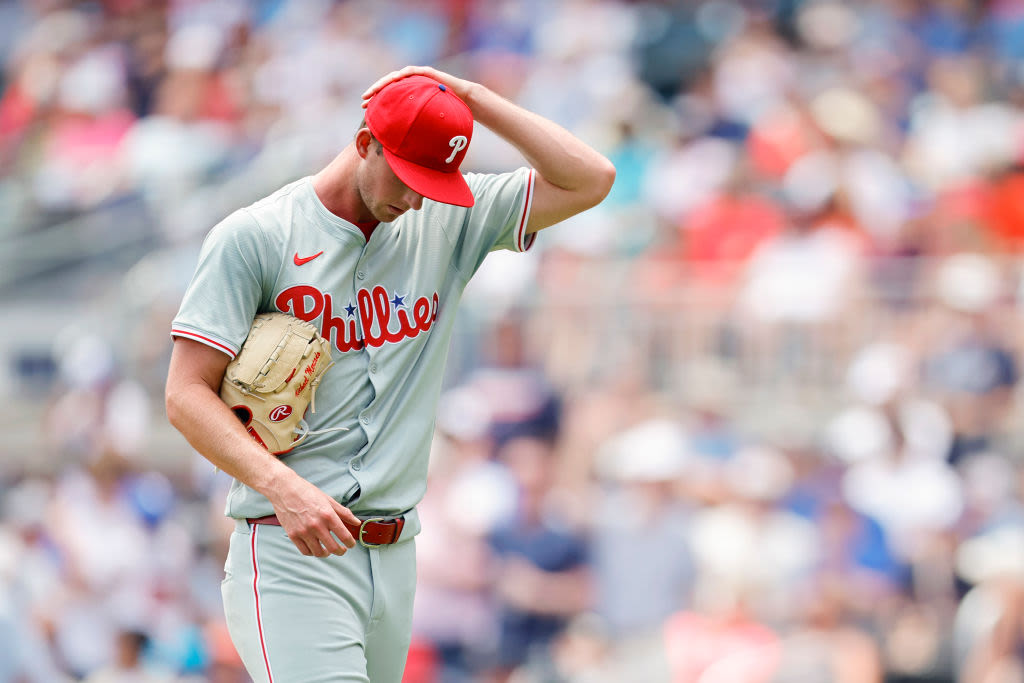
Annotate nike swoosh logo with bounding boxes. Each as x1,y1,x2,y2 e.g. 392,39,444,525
293,251,324,266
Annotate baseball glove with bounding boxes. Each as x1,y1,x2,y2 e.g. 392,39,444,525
221,312,336,455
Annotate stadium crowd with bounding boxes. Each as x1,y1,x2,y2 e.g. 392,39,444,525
2,0,1024,681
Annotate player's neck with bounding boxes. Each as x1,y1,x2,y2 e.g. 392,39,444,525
312,146,375,225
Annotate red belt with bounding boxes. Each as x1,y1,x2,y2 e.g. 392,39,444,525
247,514,405,548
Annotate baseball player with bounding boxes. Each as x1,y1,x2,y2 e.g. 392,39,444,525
164,65,615,682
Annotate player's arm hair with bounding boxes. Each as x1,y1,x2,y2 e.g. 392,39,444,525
165,337,297,494
458,88,615,233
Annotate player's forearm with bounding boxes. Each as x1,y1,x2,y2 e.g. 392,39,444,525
463,83,615,197
166,382,294,495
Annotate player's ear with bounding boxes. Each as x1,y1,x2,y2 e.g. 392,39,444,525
355,129,374,159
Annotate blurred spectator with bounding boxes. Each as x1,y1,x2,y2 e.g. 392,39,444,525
840,405,964,565
735,193,866,381
32,36,137,213
689,445,820,624
785,444,908,600
903,55,1021,193
921,253,1019,466
679,162,786,286
411,404,513,682
662,589,782,683
953,456,1024,683
985,163,1024,253
590,418,696,638
774,576,886,683
955,525,1024,683
485,435,591,681
457,310,562,451
0,476,70,683
681,361,742,463
81,628,174,683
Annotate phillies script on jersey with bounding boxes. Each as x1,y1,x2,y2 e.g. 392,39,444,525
275,285,439,353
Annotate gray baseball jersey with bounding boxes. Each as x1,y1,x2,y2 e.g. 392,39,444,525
171,168,535,538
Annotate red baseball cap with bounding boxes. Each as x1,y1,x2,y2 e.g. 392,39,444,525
365,75,475,207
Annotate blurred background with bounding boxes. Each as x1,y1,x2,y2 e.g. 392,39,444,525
1,0,1024,681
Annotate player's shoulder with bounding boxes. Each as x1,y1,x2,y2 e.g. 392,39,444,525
206,205,261,242
245,176,311,217
464,167,530,195
208,177,311,243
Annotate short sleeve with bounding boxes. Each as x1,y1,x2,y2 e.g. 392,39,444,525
170,209,270,357
445,167,536,278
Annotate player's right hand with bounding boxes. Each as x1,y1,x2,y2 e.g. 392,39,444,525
267,474,360,557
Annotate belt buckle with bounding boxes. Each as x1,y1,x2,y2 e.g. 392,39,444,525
358,517,387,548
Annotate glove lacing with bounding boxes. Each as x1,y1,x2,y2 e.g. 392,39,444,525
291,360,348,445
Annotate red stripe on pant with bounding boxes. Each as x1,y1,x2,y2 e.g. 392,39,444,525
251,526,274,682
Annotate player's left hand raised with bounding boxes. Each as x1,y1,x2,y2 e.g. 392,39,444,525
361,65,475,109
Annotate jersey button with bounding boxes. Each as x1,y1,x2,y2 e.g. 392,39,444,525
360,415,370,425
369,363,378,373
357,270,366,279
352,462,361,471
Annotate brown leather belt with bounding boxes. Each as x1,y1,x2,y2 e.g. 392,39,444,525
246,514,405,548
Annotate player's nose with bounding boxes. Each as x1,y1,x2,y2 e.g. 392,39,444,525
402,188,424,211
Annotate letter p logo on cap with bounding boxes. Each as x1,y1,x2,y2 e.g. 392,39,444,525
446,136,468,164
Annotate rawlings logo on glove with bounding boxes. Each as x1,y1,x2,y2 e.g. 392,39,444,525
221,312,338,455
